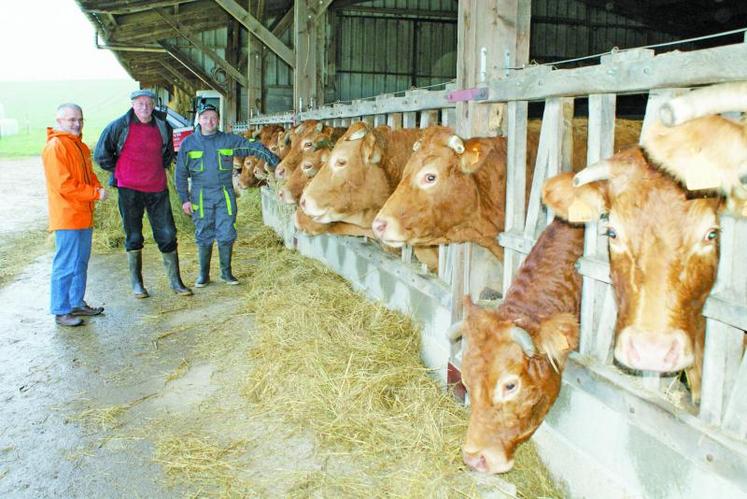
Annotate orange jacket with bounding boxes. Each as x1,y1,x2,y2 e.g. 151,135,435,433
42,128,102,231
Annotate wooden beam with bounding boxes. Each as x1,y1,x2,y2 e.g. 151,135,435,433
159,59,198,95
83,0,199,15
154,8,248,87
214,0,295,68
159,40,227,96
314,0,335,20
270,6,294,36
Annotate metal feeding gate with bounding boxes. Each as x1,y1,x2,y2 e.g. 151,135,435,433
252,42,747,498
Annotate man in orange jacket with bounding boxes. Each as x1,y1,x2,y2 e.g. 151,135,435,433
42,103,108,327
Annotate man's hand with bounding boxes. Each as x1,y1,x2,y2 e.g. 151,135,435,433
182,201,193,215
98,188,109,201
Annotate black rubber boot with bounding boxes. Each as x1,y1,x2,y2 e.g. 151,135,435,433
218,243,239,285
162,250,193,296
127,250,149,299
195,244,212,288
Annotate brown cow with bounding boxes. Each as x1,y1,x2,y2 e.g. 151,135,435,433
300,122,422,228
236,124,284,188
373,120,641,260
542,146,723,403
451,219,584,474
278,131,345,204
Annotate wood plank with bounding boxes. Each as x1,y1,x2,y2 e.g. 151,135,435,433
722,348,747,438
502,100,528,291
699,320,746,426
524,98,562,239
158,59,197,94
215,0,295,68
487,44,747,102
579,93,616,357
294,0,321,111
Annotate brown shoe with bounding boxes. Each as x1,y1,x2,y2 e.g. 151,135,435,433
55,314,84,327
71,302,104,316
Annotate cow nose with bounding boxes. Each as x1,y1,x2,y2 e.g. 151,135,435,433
372,218,387,236
276,167,285,179
615,327,691,372
463,450,488,472
300,196,306,209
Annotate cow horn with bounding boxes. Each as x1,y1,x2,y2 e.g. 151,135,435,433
295,123,306,134
510,326,535,356
448,135,465,154
659,82,747,127
412,140,422,152
315,122,324,132
347,127,368,141
573,160,612,187
446,320,464,342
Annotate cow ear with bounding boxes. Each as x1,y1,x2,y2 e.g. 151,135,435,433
458,139,486,175
542,172,609,223
536,313,579,373
362,134,382,165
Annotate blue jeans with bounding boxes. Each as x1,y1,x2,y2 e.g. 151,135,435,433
50,229,92,316
117,187,178,253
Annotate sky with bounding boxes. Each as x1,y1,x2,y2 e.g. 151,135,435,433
0,0,133,81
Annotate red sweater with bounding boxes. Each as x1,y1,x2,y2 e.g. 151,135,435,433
115,122,166,192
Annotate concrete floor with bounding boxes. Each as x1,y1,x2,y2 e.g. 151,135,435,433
0,158,318,497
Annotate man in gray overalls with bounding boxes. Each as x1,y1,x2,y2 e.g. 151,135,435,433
175,104,279,286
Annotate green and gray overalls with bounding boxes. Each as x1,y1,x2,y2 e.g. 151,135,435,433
175,127,279,246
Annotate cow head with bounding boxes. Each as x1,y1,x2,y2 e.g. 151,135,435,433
300,122,395,228
543,147,722,401
275,121,324,180
372,127,506,256
280,140,334,205
454,296,578,474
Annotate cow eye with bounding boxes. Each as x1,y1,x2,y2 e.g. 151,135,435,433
605,227,617,239
424,173,437,184
335,158,347,167
704,227,719,242
303,141,313,150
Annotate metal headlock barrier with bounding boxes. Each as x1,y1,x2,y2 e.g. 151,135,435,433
250,41,747,498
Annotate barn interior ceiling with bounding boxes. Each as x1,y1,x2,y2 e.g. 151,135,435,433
75,0,746,94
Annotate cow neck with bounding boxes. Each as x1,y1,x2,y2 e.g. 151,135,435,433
496,219,584,331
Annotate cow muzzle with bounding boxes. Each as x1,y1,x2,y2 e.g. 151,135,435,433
300,194,334,223
372,215,404,247
614,327,694,373
462,447,514,474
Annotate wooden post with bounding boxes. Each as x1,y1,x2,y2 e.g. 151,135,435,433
453,0,530,321
246,0,264,117
294,0,320,111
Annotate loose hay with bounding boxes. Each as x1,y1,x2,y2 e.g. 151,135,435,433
235,190,562,498
153,433,254,496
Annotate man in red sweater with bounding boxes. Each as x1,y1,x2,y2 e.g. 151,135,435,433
94,89,191,298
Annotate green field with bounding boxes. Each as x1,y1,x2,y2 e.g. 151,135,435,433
0,79,137,158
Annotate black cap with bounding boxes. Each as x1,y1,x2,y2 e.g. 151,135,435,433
198,103,219,115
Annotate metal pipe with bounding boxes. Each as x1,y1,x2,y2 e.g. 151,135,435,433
95,31,166,53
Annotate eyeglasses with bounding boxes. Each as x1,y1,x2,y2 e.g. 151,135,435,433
63,118,84,123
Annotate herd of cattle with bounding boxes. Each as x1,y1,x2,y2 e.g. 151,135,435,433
232,82,747,474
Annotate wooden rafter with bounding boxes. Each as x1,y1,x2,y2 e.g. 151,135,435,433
82,0,199,15
160,40,227,96
154,8,248,87
314,0,335,20
270,6,294,36
213,0,295,68
159,59,198,95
